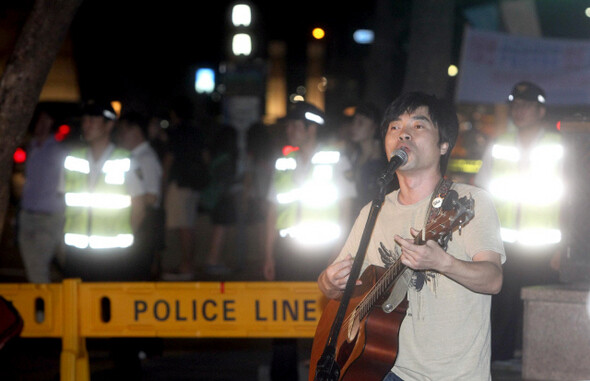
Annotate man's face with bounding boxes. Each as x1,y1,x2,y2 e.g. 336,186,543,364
34,112,54,138
349,114,376,143
383,106,448,174
509,98,545,128
115,121,134,150
285,119,311,147
81,115,113,144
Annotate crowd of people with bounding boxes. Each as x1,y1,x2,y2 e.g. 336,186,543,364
14,96,398,285
9,80,565,380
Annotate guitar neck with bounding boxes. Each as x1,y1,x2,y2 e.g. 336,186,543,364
357,258,407,321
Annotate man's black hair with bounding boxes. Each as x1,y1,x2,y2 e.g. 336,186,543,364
29,103,57,134
355,102,381,125
380,92,459,175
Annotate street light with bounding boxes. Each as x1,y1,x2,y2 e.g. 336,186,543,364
195,68,215,94
353,29,374,44
230,3,254,58
232,4,251,26
312,27,325,40
232,33,252,56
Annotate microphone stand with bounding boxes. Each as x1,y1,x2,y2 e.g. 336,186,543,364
314,177,390,381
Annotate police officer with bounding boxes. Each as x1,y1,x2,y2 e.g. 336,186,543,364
263,101,356,380
61,100,143,281
475,81,563,363
264,101,356,282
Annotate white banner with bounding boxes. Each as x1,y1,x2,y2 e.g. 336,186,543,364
456,27,590,105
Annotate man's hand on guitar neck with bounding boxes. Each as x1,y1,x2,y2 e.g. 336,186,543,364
394,227,452,273
318,255,363,299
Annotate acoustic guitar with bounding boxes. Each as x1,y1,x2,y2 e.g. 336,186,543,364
309,191,474,381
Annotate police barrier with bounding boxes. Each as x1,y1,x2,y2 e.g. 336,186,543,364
0,279,326,381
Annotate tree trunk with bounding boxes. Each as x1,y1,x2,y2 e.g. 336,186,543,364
402,0,455,98
0,0,82,235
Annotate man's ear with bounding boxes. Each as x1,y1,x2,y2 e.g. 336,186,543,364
440,142,449,155
308,123,318,136
106,119,116,132
538,106,546,120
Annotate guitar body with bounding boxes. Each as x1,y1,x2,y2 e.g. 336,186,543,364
309,265,408,381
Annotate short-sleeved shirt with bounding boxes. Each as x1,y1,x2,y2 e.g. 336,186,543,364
21,136,67,214
166,122,208,190
129,141,163,205
334,183,505,381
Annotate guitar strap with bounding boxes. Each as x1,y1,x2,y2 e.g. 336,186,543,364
424,178,454,230
381,177,454,313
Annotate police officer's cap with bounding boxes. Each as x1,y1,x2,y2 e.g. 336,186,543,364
82,100,117,120
508,81,546,104
280,101,325,126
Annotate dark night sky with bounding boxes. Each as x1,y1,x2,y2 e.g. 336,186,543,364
6,0,590,116
69,0,381,112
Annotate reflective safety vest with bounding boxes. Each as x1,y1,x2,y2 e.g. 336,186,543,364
488,130,563,246
273,148,341,246
63,147,134,250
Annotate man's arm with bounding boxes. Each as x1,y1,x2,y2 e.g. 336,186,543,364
394,230,503,295
130,195,146,233
439,249,503,294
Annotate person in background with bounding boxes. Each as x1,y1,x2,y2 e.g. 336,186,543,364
18,105,67,283
60,99,145,378
346,102,389,217
475,81,563,364
116,111,164,280
61,99,142,281
242,122,275,269
199,125,238,276
264,101,356,381
317,92,504,380
147,114,168,163
161,96,209,280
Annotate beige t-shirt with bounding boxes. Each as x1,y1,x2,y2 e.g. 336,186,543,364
334,183,505,381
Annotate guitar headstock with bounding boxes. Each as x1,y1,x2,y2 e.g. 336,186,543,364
417,190,475,249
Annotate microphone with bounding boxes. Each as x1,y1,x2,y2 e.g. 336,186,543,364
377,149,408,186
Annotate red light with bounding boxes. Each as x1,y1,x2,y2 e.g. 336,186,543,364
55,124,71,142
13,148,26,164
282,145,299,156
556,120,561,131
58,124,70,134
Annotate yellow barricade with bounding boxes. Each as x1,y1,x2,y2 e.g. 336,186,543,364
0,282,63,338
0,279,327,381
79,281,325,338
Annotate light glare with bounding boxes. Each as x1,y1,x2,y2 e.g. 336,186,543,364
353,29,375,44
195,68,215,94
312,28,325,40
232,33,252,56
111,101,122,117
448,65,459,77
232,4,252,26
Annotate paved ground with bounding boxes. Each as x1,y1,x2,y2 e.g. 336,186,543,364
0,337,522,381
